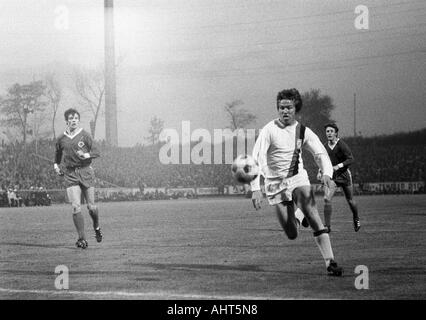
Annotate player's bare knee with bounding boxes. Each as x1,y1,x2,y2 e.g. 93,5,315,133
303,210,323,232
300,203,315,218
296,192,315,211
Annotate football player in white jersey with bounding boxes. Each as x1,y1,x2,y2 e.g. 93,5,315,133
251,88,343,276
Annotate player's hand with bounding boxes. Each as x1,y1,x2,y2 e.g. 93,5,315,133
76,150,90,159
333,165,339,171
53,163,64,176
251,190,263,210
322,175,335,190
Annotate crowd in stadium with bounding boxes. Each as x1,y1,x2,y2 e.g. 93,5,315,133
1,129,425,204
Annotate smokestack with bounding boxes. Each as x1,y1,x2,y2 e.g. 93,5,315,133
104,0,118,146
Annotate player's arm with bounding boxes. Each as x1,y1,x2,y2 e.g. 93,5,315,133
77,133,100,159
304,128,334,188
317,142,330,178
338,140,354,168
250,128,269,191
250,127,270,210
87,135,100,159
54,138,63,175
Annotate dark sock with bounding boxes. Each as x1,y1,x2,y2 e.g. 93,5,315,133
349,202,359,220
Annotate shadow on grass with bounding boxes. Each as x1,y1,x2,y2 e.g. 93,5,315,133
127,262,334,277
0,241,75,250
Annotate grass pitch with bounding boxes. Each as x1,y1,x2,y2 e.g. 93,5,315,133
1,194,425,299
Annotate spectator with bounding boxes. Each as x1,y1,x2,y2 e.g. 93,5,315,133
0,130,425,192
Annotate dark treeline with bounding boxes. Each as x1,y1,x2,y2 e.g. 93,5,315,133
1,128,425,190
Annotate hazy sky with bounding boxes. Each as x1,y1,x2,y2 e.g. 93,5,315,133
0,0,425,146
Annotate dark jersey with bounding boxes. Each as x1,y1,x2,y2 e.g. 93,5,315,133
324,139,354,178
55,128,100,168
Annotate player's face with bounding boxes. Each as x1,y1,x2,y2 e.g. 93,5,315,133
326,127,337,141
67,113,80,131
277,100,296,125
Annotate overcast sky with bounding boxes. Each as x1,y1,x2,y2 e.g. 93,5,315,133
0,0,425,146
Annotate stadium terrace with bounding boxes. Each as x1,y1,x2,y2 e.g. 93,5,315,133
159,121,258,165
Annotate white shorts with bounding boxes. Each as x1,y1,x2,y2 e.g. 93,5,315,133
265,170,311,205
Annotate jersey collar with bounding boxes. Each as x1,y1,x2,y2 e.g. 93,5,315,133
328,138,340,149
274,119,298,129
64,127,83,139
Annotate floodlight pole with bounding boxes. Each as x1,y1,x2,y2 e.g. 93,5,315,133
353,93,357,137
104,0,118,146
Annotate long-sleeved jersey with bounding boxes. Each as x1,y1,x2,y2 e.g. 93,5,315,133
324,138,354,177
251,120,333,191
54,128,100,168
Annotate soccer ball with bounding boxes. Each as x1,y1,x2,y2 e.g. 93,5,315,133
231,154,260,184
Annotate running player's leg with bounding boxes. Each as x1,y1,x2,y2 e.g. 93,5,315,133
82,186,103,242
82,186,99,229
67,186,87,247
275,201,299,240
323,181,337,231
294,186,324,230
341,184,360,231
294,186,342,276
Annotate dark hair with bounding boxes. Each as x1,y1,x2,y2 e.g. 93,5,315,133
64,108,80,121
324,123,339,133
276,88,303,113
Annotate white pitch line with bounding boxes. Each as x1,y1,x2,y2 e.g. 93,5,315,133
0,287,283,300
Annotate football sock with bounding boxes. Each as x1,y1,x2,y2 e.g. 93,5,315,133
324,202,332,228
349,202,359,220
88,207,100,230
314,232,334,267
73,212,86,240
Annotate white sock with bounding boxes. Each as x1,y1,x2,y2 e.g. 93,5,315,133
314,233,334,267
295,208,304,226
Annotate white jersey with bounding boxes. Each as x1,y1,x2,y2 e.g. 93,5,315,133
251,119,333,191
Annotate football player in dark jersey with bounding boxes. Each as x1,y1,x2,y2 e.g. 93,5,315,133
54,108,103,248
317,123,360,232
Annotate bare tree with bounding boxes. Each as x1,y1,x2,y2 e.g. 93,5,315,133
29,106,51,154
72,66,105,139
145,116,164,145
224,100,256,130
44,73,62,140
1,128,18,144
298,89,336,140
0,81,46,144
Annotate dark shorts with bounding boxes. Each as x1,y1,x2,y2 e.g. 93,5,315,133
64,165,95,189
333,170,353,187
